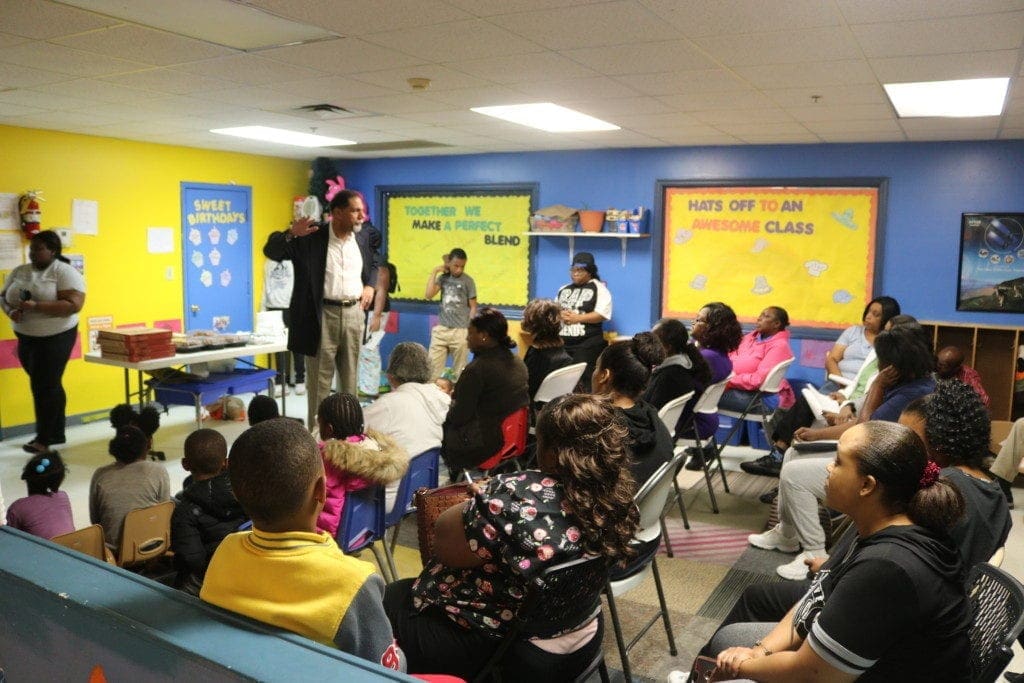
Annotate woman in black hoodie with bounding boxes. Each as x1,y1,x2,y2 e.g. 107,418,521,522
591,332,674,487
709,421,970,683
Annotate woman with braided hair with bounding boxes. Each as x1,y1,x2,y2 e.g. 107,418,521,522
708,421,970,682
385,394,639,681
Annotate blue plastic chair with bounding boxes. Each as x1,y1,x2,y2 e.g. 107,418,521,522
383,447,441,579
336,485,391,581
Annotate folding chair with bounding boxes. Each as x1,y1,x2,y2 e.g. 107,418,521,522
118,501,174,568
383,447,441,579
474,554,610,683
966,562,1024,682
51,524,109,563
533,362,587,405
337,485,392,581
717,358,795,454
469,406,529,477
604,451,684,682
656,392,694,532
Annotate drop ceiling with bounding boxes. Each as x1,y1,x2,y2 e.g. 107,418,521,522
1,0,1023,160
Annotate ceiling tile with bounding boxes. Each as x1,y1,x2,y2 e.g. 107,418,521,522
258,38,423,74
341,92,454,115
851,12,1024,58
714,121,814,136
562,97,676,117
818,130,907,142
693,27,862,67
623,69,750,97
803,119,904,134
446,52,598,85
642,0,844,36
0,0,119,40
785,103,895,122
0,32,30,49
30,78,169,104
650,130,741,146
0,62,72,88
734,132,821,144
765,84,889,108
999,127,1024,139
562,40,717,75
100,68,236,95
614,112,703,129
267,75,400,100
488,1,680,50
350,65,492,92
173,54,326,86
0,42,147,77
361,20,543,62
836,0,1024,24
444,0,602,16
511,76,640,101
657,90,777,112
0,87,103,110
689,108,796,125
871,50,1018,83
736,59,876,88
899,116,1001,132
0,101,47,117
425,85,537,108
244,0,473,35
52,24,234,66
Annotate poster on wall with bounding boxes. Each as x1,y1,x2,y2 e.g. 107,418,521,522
660,183,879,328
381,185,535,308
957,213,1024,312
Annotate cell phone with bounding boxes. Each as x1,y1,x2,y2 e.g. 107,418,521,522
691,655,718,682
19,289,31,302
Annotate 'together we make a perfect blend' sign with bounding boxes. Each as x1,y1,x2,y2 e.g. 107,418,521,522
387,193,532,307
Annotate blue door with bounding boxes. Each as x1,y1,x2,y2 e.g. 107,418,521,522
181,183,253,336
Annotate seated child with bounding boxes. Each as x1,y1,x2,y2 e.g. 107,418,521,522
90,425,171,552
110,403,164,461
171,429,247,595
6,451,74,539
247,394,280,426
316,393,408,536
200,418,405,671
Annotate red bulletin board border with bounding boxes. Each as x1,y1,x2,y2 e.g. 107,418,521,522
659,183,880,329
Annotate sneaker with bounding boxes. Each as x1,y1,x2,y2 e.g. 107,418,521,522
273,384,288,397
1004,671,1024,682
759,486,779,505
748,524,800,553
293,382,306,396
740,453,782,477
777,550,827,581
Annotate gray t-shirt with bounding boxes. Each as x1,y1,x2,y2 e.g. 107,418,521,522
437,272,476,328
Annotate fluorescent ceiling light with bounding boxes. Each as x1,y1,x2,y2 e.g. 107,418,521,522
883,77,1009,118
57,0,335,50
210,126,355,147
471,103,620,132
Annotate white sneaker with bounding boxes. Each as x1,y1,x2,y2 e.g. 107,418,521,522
273,384,288,397
748,524,800,553
776,550,827,581
293,382,306,395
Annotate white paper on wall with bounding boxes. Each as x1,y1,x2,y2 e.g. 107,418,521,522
72,199,99,235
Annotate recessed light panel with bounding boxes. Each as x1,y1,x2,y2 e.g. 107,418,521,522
883,78,1009,118
210,126,355,147
471,103,619,132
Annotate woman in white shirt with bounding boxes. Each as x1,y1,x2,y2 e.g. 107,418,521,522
1,231,86,454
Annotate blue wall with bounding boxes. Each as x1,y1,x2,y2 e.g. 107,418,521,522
340,140,1024,382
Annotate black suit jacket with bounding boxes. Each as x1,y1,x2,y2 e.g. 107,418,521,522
263,223,381,357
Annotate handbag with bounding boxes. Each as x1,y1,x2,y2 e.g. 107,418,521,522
413,482,473,565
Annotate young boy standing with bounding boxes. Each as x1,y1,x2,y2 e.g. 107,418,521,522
425,248,477,379
200,419,405,672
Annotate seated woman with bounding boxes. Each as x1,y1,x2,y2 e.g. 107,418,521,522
363,342,451,511
384,394,639,681
728,306,795,478
642,318,712,440
441,307,529,473
520,298,573,403
770,296,900,450
709,421,970,682
592,332,675,487
750,324,936,579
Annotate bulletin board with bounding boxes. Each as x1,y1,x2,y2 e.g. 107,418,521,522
659,181,881,328
379,184,536,308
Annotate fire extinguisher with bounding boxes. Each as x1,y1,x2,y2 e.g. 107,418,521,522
19,190,43,238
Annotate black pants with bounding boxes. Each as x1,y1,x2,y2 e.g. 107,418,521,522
268,308,304,385
16,326,78,446
564,335,607,393
384,578,602,681
697,579,811,658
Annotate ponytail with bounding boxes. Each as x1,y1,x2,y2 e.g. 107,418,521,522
906,477,965,536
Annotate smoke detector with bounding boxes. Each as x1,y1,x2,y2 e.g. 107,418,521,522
407,77,431,91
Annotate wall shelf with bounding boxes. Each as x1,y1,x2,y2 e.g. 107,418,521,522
525,231,649,266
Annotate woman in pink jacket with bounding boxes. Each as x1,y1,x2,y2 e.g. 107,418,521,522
719,306,795,477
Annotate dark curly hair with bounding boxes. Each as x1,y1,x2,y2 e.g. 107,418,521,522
521,298,565,348
693,302,743,354
471,307,516,350
108,425,149,464
653,318,711,385
875,325,935,380
917,380,991,469
535,394,639,561
595,332,665,398
22,450,66,495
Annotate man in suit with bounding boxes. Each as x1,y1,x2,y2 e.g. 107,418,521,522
264,190,380,428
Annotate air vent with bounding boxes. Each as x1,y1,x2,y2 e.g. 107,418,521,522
330,140,453,153
291,103,368,120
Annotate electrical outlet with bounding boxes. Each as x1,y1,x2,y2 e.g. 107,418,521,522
56,228,73,247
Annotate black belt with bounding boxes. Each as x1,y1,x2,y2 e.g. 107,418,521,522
323,298,359,307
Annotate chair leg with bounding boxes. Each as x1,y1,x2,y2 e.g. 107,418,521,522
694,436,720,514
604,586,633,683
709,436,730,493
389,518,402,556
650,558,678,656
598,658,610,683
369,543,393,583
382,532,399,581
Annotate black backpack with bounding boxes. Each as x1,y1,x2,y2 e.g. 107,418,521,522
385,261,399,294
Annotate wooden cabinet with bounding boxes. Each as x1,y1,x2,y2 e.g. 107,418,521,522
920,321,1021,420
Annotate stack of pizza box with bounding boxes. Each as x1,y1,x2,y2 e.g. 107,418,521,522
97,328,176,362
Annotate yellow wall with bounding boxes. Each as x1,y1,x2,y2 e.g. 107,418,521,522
0,125,308,431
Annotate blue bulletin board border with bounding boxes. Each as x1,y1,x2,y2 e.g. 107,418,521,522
652,177,888,341
376,183,538,319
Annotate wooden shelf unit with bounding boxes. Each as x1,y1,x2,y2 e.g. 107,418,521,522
920,321,1021,420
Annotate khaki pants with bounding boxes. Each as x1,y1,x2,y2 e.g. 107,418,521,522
305,303,363,430
991,418,1024,482
428,325,469,379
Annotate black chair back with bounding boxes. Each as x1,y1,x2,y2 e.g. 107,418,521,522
967,562,1024,682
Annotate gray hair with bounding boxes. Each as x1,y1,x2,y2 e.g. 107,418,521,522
386,342,432,384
